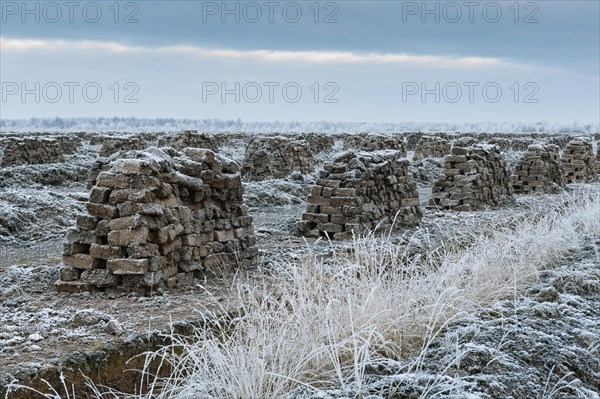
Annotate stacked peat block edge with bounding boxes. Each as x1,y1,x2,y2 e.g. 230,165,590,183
561,137,597,184
56,135,82,155
297,133,336,155
157,130,219,152
58,147,258,295
510,138,534,152
242,136,316,181
548,135,575,150
486,138,511,152
99,136,148,157
0,137,80,166
452,136,479,148
342,133,406,155
88,136,156,188
404,133,424,151
512,144,565,194
298,150,422,239
412,136,451,161
429,144,514,211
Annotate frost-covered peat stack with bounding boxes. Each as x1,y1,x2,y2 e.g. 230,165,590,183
343,133,406,154
412,136,451,160
0,136,80,166
297,150,422,239
561,137,597,183
452,136,479,148
297,133,337,154
242,136,316,180
405,133,424,151
429,144,514,211
512,144,565,194
58,148,257,294
157,130,219,151
486,137,511,151
510,138,534,152
99,136,148,157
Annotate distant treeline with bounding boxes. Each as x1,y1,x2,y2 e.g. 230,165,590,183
1,117,598,134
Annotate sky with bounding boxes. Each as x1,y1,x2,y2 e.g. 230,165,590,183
0,0,599,123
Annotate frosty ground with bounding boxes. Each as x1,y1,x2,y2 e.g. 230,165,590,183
0,130,599,398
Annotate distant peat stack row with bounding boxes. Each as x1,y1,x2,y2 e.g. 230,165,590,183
0,136,80,167
242,136,316,181
429,144,514,211
298,150,422,239
512,144,565,194
561,138,597,183
58,148,257,294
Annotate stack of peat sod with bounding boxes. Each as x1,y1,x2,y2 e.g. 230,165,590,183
0,137,79,166
58,148,257,295
343,134,406,154
298,150,422,239
510,138,534,152
99,136,148,157
429,144,514,211
452,136,479,148
512,144,565,194
56,135,82,154
561,137,597,184
487,138,512,151
548,135,574,150
297,133,337,155
412,136,451,161
158,130,219,151
404,133,424,151
242,136,316,180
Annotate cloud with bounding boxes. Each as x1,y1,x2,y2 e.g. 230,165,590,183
0,37,530,70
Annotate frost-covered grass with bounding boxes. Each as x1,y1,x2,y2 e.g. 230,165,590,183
6,186,600,399
132,186,600,398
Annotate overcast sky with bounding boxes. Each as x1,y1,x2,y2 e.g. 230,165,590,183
1,1,598,123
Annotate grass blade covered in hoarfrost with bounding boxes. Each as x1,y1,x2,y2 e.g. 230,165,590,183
138,186,599,399
8,186,600,399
